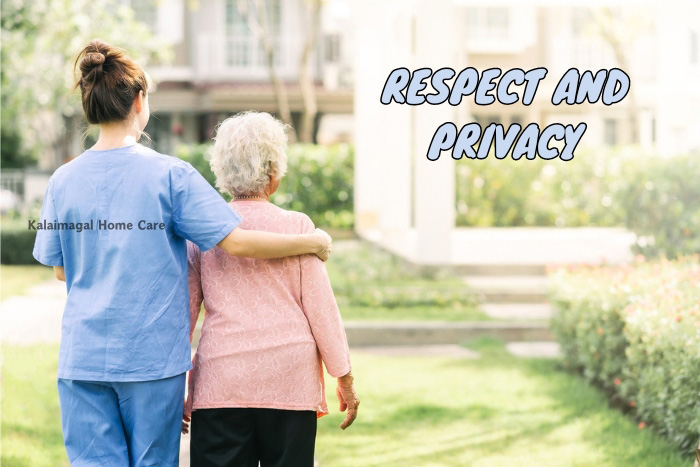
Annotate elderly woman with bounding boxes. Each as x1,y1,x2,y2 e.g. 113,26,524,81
183,112,359,467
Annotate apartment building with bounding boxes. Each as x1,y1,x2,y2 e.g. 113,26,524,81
135,0,354,154
353,0,700,264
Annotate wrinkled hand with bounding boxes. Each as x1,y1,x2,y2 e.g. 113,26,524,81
314,228,332,262
336,372,359,430
182,402,191,435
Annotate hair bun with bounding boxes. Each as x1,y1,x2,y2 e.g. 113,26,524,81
80,52,106,82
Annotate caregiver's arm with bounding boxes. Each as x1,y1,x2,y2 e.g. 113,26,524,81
53,266,65,282
218,227,332,261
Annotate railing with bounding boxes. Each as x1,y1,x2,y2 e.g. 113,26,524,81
195,32,301,82
1,170,24,199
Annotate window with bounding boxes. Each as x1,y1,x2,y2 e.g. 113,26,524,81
325,34,341,63
511,115,523,126
225,0,282,67
486,114,502,125
571,8,592,36
486,8,508,33
132,0,157,32
604,118,618,145
464,7,509,39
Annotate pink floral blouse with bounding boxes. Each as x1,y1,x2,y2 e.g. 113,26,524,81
185,200,351,418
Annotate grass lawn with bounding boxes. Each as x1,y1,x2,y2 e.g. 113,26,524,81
1,345,68,467
316,343,691,466
0,265,54,301
2,343,690,466
327,241,487,322
339,305,489,321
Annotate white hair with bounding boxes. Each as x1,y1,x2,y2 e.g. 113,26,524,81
210,111,289,196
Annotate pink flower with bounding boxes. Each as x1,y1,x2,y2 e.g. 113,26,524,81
629,401,636,408
614,378,622,386
638,421,646,429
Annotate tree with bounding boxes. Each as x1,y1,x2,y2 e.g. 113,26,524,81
236,0,297,142
297,0,323,143
591,7,649,145
237,0,326,143
1,0,171,169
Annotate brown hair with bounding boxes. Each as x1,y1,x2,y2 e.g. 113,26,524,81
74,39,149,125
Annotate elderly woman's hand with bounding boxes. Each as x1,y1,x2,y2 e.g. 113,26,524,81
314,228,333,261
182,401,191,434
336,372,359,429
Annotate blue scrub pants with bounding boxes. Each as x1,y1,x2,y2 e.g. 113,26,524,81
57,373,186,467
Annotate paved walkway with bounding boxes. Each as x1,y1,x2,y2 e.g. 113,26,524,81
1,280,66,345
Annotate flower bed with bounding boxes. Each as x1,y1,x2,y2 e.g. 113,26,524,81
550,257,700,451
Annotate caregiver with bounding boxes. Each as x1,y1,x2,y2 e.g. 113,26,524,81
32,39,332,467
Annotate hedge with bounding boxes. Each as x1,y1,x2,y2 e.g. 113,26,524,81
176,143,354,229
456,149,700,257
455,149,627,228
550,257,700,452
1,227,37,264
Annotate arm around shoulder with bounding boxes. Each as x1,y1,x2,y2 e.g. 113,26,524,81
217,226,332,261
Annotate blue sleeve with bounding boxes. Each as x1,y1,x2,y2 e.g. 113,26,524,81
32,178,64,267
171,163,242,251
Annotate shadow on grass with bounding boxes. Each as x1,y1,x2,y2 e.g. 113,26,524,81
432,347,691,467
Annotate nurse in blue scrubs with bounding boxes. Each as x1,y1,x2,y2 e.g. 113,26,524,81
32,39,332,467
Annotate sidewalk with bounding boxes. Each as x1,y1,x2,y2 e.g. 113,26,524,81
1,279,66,345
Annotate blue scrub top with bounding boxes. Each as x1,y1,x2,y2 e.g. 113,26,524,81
33,144,242,381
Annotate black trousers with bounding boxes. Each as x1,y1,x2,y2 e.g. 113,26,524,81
190,408,317,467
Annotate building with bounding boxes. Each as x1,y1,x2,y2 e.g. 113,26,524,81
353,0,700,265
136,0,354,155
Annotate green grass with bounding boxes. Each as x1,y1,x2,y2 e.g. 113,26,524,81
317,349,691,466
1,344,690,466
0,265,54,301
1,345,68,467
327,241,486,321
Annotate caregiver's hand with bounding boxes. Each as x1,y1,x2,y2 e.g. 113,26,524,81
336,372,359,430
313,228,332,262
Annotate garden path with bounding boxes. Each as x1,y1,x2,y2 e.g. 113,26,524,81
1,279,65,345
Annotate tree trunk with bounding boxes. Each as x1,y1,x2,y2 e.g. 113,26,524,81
238,0,297,142
265,47,295,141
595,8,639,144
297,0,322,143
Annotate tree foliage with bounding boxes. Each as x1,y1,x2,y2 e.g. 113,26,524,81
1,0,171,167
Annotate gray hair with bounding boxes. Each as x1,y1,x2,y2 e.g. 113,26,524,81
210,111,289,196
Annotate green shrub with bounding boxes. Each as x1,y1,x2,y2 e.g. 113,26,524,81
326,241,479,310
457,149,700,258
176,143,354,229
616,154,700,258
455,149,629,227
550,258,700,452
1,227,37,264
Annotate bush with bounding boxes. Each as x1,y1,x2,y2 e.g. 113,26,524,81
455,149,629,227
326,241,478,310
457,149,700,258
550,257,700,452
1,227,37,264
616,154,700,258
176,143,354,229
